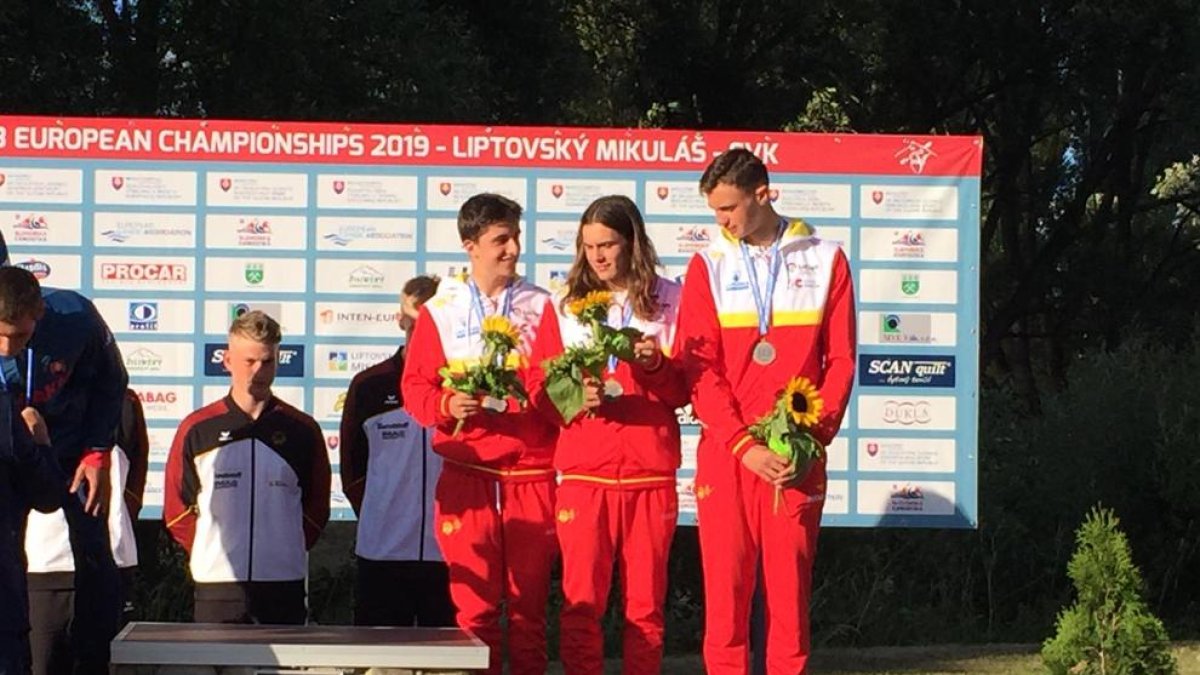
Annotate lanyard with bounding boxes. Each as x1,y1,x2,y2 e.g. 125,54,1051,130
738,219,786,337
467,278,514,339
606,298,635,374
0,349,33,400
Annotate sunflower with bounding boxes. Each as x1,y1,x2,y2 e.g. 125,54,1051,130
566,290,614,320
481,315,521,348
784,376,823,428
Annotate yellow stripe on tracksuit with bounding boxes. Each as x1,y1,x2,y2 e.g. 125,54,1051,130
717,309,823,329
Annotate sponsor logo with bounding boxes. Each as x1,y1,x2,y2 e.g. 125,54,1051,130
859,355,955,387
204,343,305,377
871,190,884,204
891,230,926,258
656,186,669,200
334,392,347,413
376,420,409,441
551,184,564,198
111,176,125,190
129,302,159,331
724,270,750,292
229,301,282,324
11,214,49,242
900,273,920,296
214,470,242,489
125,347,164,372
236,218,272,246
218,431,232,442
326,435,339,450
881,400,933,426
384,393,399,406
0,174,6,187
323,233,351,247
137,390,176,405
14,259,50,279
866,442,880,457
676,226,712,253
100,230,131,243
219,177,232,192
438,182,452,196
880,313,933,344
547,269,568,293
889,483,925,511
100,262,188,283
676,404,698,426
332,180,345,194
540,235,573,252
348,264,386,290
319,309,398,326
244,262,264,286
895,139,936,174
328,350,348,372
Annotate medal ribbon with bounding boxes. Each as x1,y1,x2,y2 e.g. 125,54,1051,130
739,219,786,337
0,348,33,401
606,298,635,374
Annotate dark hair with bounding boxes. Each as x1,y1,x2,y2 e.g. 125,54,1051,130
457,193,522,242
0,266,44,323
561,195,662,321
699,148,769,194
402,274,441,306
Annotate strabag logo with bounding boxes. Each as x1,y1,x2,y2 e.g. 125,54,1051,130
204,343,305,378
859,355,955,387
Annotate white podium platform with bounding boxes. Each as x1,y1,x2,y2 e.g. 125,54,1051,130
110,622,489,674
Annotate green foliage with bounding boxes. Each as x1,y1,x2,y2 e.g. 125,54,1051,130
541,295,643,422
1042,507,1176,675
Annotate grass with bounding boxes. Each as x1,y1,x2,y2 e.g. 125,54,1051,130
546,642,1200,674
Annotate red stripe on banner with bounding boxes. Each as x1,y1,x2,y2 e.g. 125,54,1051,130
0,116,982,176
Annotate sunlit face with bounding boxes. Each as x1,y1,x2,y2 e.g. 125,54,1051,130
705,182,773,241
399,293,421,343
0,315,37,357
464,222,521,279
580,222,630,288
223,333,278,402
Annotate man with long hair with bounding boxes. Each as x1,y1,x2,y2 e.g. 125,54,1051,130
676,149,856,674
528,195,688,674
402,194,558,675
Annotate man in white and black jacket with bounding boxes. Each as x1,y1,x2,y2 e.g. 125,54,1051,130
164,310,330,624
340,274,453,627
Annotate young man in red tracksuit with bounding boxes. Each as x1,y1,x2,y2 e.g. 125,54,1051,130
401,193,558,675
676,149,856,674
527,195,688,675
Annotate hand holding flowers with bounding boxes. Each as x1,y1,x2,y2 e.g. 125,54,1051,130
439,315,528,436
748,376,825,514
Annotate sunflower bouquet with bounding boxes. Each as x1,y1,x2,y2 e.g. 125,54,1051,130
749,376,825,514
439,315,528,436
541,290,644,422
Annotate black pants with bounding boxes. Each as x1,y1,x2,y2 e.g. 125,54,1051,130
354,558,455,627
56,472,120,675
194,580,307,625
27,567,134,675
0,632,30,675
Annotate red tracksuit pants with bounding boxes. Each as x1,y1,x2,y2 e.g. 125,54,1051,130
556,480,678,675
433,462,558,675
695,451,825,675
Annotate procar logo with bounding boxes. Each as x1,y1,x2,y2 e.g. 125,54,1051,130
204,343,305,377
859,354,955,387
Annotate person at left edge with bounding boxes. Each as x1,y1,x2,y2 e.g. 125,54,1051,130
341,274,455,627
402,193,559,675
0,271,66,675
164,310,331,624
24,388,149,675
0,264,126,675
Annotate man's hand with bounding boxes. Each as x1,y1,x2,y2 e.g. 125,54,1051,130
71,462,111,517
447,391,481,421
581,376,603,413
20,407,50,446
740,444,791,484
631,335,663,370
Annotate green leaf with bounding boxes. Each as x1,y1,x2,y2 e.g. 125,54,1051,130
546,372,586,422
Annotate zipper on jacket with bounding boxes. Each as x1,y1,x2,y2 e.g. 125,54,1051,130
248,436,256,581
419,426,427,561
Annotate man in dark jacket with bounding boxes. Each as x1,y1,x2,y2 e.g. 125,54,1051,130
0,374,65,674
0,266,128,673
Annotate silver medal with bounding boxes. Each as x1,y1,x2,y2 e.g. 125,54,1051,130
481,395,508,413
603,379,624,399
752,340,777,366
